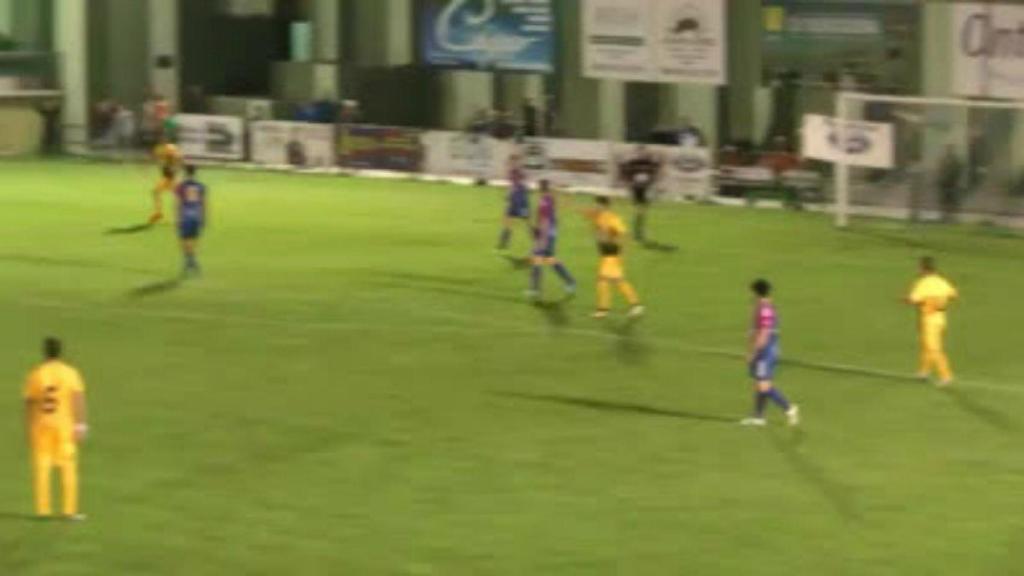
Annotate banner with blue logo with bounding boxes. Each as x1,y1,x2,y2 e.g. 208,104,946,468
802,114,894,169
421,0,554,73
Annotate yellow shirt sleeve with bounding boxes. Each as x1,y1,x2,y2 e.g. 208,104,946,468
908,278,926,304
68,367,85,394
22,370,40,400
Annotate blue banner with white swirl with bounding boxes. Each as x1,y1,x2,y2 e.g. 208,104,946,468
421,0,554,73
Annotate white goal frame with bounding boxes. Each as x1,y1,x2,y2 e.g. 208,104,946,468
834,91,1024,228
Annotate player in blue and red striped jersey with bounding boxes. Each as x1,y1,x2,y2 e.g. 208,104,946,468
174,165,208,276
741,279,799,427
527,180,576,299
496,154,532,253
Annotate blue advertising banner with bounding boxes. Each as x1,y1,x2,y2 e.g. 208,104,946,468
421,0,554,73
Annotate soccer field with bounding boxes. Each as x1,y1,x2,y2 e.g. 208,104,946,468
1,158,1023,575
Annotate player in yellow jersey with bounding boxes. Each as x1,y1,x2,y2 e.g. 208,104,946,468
583,196,644,319
151,137,183,224
23,338,88,520
905,257,959,386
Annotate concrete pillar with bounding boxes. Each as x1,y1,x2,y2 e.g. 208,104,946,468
919,3,971,181
440,71,493,130
658,85,718,150
557,0,623,140
354,0,411,67
725,0,762,143
53,0,88,150
13,0,47,49
148,0,180,107
312,0,341,99
0,0,12,36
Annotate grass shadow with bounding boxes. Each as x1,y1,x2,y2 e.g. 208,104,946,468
640,240,680,253
0,253,153,275
105,223,154,235
843,226,937,253
781,357,922,386
942,387,1016,432
128,278,183,299
366,270,524,305
605,318,651,364
767,428,861,522
0,512,47,523
533,299,571,328
502,255,532,270
494,391,735,424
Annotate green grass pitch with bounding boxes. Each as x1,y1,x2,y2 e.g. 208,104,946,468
1,158,1023,575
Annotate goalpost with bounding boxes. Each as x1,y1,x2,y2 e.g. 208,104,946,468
833,91,1024,228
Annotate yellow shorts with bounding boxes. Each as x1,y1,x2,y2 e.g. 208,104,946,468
920,315,947,353
599,256,625,280
155,177,175,192
31,426,76,465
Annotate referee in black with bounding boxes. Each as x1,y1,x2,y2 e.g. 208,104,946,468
619,145,664,244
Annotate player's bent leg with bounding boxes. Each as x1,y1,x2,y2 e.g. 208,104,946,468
550,258,576,292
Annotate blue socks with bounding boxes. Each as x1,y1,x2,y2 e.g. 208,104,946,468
553,262,575,287
754,392,768,417
530,265,541,292
754,388,790,417
498,228,512,249
768,388,791,411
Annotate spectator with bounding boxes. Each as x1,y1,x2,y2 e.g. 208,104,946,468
543,94,558,136
521,97,539,137
938,145,964,223
339,100,362,125
141,89,171,146
676,116,706,148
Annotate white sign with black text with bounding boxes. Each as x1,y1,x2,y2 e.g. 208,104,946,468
250,121,335,168
952,3,1024,99
802,114,894,169
582,0,726,85
175,114,245,160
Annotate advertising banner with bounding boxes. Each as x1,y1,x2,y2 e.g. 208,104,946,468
338,125,424,172
421,0,554,72
611,144,713,201
175,114,245,160
421,131,515,180
582,0,726,85
802,114,894,169
250,121,335,168
952,3,1024,99
521,138,615,189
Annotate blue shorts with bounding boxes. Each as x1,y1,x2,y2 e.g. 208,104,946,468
749,351,778,381
533,236,557,258
507,203,530,219
178,219,203,240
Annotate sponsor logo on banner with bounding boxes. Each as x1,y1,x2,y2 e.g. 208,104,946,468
422,131,515,179
175,114,245,160
654,0,726,85
421,0,554,72
523,138,614,189
339,125,424,172
582,0,651,80
953,3,1024,99
251,121,335,168
802,114,894,169
583,0,725,84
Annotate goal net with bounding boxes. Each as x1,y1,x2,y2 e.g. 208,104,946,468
833,91,1024,228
